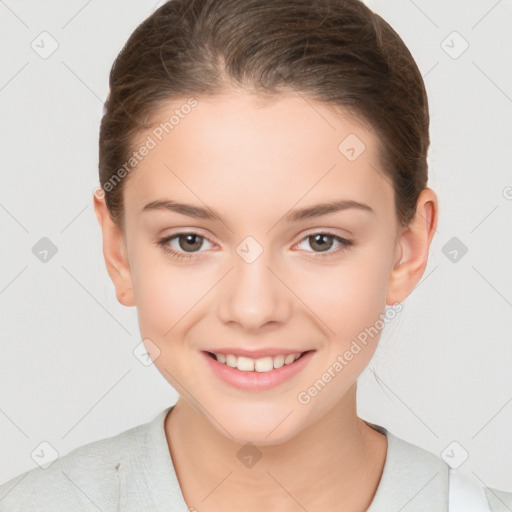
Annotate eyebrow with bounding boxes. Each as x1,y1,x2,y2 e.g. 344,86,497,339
141,198,374,222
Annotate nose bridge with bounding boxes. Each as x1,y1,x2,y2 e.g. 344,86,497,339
217,235,292,330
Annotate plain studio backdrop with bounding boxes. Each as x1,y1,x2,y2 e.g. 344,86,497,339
1,0,511,491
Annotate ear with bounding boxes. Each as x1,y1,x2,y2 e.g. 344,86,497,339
93,189,135,307
386,187,438,305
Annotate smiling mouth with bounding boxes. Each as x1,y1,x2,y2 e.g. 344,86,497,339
204,350,312,373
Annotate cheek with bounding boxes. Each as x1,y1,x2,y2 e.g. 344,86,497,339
312,254,390,319
131,254,207,386
130,246,201,339
299,243,393,358
292,251,393,406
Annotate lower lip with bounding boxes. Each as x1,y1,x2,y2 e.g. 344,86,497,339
201,350,315,391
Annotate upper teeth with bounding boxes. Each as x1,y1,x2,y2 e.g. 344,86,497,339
214,352,303,372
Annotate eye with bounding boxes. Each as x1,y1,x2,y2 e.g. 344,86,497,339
156,230,353,262
296,232,353,257
156,232,214,261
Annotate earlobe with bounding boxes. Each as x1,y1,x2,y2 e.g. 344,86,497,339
93,189,136,307
386,188,438,305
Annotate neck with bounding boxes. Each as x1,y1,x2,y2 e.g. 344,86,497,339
165,386,387,512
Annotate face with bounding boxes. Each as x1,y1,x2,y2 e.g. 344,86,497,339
105,91,407,445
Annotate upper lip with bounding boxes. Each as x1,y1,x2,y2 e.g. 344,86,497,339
203,348,312,358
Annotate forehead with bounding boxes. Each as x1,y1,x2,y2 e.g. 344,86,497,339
123,91,394,223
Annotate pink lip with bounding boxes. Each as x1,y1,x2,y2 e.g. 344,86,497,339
201,350,315,392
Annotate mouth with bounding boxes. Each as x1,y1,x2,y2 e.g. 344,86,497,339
201,350,315,391
204,350,312,372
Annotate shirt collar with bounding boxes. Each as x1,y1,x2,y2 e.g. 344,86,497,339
125,407,449,512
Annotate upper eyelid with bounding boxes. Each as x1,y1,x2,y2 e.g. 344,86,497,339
162,228,350,242
298,228,351,239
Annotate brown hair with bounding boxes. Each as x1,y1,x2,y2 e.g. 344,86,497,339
99,0,429,229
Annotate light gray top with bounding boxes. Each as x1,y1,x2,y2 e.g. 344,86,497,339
0,405,510,511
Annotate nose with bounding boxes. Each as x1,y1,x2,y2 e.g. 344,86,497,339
217,247,293,332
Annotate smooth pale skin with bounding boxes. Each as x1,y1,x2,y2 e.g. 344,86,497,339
94,90,438,512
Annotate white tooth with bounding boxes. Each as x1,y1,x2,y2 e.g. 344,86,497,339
273,355,285,369
226,354,237,368
284,354,296,365
237,356,255,372
255,357,274,372
216,352,304,370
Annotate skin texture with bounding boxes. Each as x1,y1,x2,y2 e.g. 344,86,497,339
94,90,438,511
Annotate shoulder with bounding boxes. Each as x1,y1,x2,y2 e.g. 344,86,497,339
365,423,451,511
0,415,154,512
365,422,511,512
484,485,512,512
483,487,512,512
386,432,512,512
449,468,512,512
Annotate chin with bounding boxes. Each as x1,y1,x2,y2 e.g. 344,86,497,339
211,400,307,447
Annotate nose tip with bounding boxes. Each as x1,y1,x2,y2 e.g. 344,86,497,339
216,250,292,331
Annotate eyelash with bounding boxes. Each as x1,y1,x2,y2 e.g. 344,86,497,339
156,231,354,261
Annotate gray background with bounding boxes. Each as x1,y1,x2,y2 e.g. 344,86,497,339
1,0,511,491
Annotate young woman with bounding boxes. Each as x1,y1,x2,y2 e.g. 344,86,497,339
1,0,510,510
